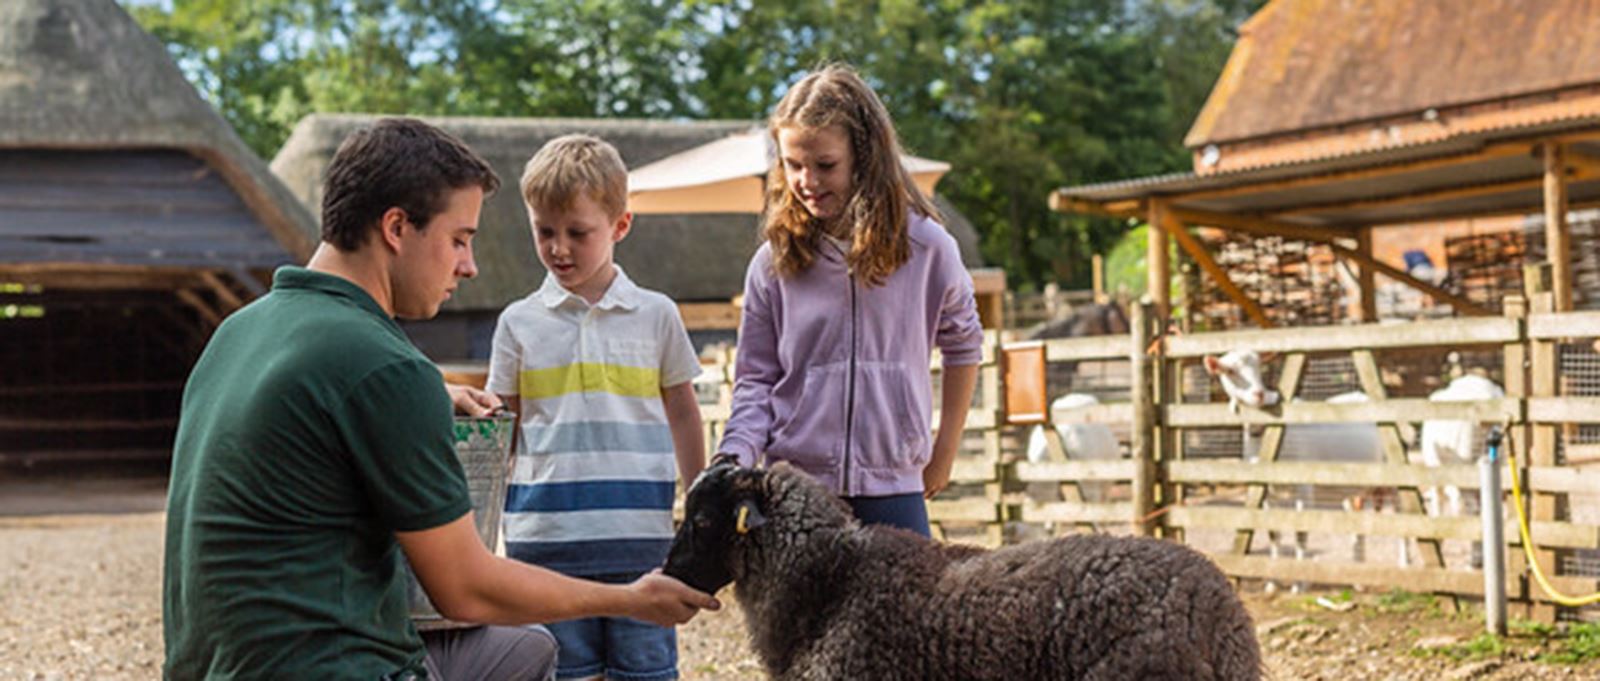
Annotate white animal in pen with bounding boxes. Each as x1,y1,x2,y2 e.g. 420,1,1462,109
1204,350,1393,590
1024,393,1121,504
1207,350,1511,575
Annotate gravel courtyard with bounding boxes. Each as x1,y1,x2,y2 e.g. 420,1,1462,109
4,470,1600,680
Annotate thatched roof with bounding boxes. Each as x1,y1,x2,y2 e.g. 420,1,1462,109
1188,0,1600,150
0,0,316,263
272,114,985,310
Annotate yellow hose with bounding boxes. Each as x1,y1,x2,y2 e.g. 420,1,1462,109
1503,428,1600,606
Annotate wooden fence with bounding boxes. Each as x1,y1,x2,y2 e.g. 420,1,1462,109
695,287,1600,620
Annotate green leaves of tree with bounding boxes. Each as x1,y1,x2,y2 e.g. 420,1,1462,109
127,0,1260,291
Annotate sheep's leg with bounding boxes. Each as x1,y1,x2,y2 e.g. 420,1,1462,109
1343,496,1366,563
1292,497,1308,594
1264,498,1280,594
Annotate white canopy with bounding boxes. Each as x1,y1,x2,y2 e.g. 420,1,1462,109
627,129,952,214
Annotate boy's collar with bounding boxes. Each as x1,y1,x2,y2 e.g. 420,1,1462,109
535,264,640,311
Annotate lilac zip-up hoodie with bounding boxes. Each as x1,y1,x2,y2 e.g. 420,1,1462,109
718,212,985,496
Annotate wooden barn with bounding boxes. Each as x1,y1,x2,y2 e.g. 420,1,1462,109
0,0,317,464
269,114,987,363
1052,0,1600,326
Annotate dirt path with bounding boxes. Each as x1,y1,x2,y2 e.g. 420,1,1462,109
3,490,1599,679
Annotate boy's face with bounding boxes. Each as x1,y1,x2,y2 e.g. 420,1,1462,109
390,185,482,320
529,193,631,303
777,124,854,222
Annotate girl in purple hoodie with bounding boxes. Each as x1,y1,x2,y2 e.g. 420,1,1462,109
715,65,985,537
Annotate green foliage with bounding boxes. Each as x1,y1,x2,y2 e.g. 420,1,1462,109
124,0,1264,291
1515,620,1600,664
1411,632,1505,662
1374,589,1441,616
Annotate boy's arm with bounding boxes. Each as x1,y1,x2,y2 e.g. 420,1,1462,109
661,382,706,487
397,513,718,626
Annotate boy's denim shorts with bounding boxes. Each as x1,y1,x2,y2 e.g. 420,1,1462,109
546,572,678,681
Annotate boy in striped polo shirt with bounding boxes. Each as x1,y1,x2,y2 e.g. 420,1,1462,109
488,134,706,681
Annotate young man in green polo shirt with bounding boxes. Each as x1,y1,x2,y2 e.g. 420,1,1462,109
162,118,718,680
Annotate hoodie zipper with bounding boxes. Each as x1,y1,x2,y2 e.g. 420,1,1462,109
843,269,858,497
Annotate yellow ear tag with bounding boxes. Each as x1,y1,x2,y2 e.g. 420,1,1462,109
736,504,751,535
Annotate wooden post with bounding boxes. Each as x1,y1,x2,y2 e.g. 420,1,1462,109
1357,226,1378,322
1131,301,1155,537
1526,266,1560,622
1502,294,1531,616
1147,201,1171,325
1092,254,1107,304
1544,142,1573,312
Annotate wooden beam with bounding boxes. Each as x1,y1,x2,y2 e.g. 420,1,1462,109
198,270,245,313
0,263,195,291
1163,212,1272,327
1563,146,1600,177
1545,142,1573,312
1357,227,1377,321
677,302,740,331
1048,193,1141,218
1177,142,1532,204
1165,397,1521,428
1163,316,1519,358
1331,240,1494,316
1146,201,1171,321
174,288,223,328
1272,172,1591,219
1166,207,1350,244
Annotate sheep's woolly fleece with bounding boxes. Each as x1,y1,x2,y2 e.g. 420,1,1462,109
668,462,1261,680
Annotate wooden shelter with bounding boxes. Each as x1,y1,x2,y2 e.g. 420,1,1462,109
1051,0,1600,326
270,114,987,361
0,0,317,463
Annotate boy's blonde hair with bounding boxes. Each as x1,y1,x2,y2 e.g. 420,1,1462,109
520,134,629,217
764,64,939,287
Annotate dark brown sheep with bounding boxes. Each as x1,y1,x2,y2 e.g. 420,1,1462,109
664,461,1261,680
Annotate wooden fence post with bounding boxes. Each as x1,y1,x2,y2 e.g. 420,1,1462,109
1131,301,1156,537
1526,265,1561,622
1502,294,1531,616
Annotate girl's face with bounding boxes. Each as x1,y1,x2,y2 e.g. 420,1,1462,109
777,124,854,221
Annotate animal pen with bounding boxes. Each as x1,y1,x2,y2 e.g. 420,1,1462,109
690,285,1600,624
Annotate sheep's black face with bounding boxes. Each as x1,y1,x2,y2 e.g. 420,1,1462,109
663,462,766,594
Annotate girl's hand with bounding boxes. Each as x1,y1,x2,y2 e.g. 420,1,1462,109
922,458,953,500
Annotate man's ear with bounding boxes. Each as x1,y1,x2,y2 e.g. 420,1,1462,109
378,207,409,252
612,211,633,243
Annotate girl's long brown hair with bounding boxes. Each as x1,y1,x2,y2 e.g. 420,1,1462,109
763,65,940,287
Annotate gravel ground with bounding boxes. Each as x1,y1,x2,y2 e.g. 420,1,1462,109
4,473,1600,680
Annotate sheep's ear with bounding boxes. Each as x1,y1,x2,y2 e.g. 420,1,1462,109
734,499,767,535
1203,355,1222,375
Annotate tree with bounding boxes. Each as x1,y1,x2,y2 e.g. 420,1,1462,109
125,0,1261,291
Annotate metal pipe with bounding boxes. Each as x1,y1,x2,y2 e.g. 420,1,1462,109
1482,426,1507,636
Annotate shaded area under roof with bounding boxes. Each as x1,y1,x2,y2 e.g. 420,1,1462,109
1188,0,1600,148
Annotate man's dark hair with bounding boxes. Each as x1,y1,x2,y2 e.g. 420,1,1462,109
320,118,501,251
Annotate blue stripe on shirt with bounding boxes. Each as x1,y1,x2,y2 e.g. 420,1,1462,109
520,421,673,454
506,537,673,576
506,480,676,513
